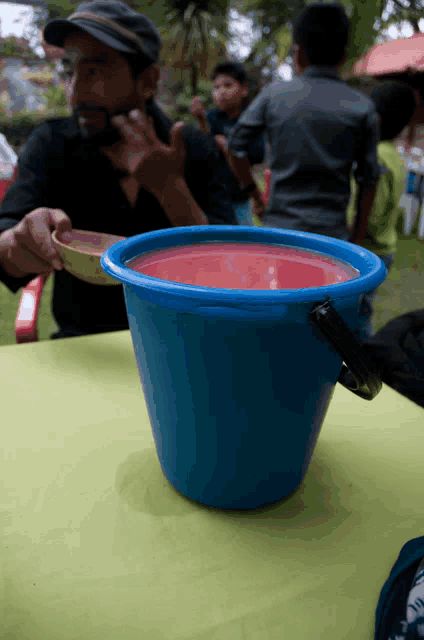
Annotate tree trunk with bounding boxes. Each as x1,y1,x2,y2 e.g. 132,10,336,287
411,18,421,33
190,62,198,96
409,0,421,34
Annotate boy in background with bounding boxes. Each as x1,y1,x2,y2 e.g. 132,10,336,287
224,3,380,244
191,62,265,225
347,81,417,338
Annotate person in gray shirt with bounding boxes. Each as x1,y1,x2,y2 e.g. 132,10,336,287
226,3,381,244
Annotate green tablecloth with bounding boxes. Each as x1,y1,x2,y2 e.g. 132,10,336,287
1,330,423,639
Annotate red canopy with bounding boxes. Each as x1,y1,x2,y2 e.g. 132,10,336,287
351,35,424,148
353,33,424,77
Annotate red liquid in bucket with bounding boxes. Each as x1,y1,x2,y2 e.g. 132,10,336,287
127,242,359,289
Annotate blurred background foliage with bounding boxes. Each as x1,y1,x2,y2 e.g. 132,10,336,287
32,0,424,92
0,0,423,143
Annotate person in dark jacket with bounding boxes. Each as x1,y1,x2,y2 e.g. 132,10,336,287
363,309,424,410
0,0,237,339
225,3,381,244
191,62,266,224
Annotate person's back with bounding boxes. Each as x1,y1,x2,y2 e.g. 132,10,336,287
227,2,381,241
347,82,416,258
347,141,405,254
260,71,377,238
346,81,417,338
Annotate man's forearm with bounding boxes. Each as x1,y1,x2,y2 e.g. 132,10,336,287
351,183,378,244
226,116,265,185
226,151,255,189
226,152,263,200
152,178,208,226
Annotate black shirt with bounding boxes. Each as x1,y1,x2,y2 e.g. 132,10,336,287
206,107,265,203
0,101,237,334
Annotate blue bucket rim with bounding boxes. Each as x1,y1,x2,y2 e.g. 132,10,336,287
100,226,387,304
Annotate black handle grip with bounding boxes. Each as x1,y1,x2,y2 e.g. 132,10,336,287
309,299,382,401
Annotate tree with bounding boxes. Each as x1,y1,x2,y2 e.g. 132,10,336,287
231,0,387,79
230,0,302,81
34,0,411,97
35,0,232,95
0,35,39,60
157,0,230,95
344,0,387,72
376,0,424,36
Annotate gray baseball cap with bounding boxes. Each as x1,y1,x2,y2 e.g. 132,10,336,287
44,0,161,64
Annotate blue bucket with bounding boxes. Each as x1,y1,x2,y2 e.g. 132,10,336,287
101,226,386,510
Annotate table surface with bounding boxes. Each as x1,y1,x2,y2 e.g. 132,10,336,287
1,330,423,640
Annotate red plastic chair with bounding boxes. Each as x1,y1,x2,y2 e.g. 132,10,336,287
15,272,51,344
0,165,50,344
0,178,14,202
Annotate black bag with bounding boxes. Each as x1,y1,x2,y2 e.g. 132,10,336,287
363,309,424,409
375,537,424,639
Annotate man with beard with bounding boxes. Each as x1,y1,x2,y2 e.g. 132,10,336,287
0,0,236,339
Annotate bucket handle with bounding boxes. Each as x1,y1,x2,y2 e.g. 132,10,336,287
309,299,382,401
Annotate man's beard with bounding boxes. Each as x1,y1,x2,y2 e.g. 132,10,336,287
73,104,138,147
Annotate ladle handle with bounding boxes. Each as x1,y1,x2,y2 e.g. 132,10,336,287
309,299,382,401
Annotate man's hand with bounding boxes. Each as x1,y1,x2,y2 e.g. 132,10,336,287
107,109,207,226
215,135,256,190
191,96,206,121
215,135,266,217
215,134,236,174
214,134,228,155
109,109,186,197
0,208,72,279
191,97,209,134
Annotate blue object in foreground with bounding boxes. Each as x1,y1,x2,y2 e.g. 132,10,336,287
101,226,387,510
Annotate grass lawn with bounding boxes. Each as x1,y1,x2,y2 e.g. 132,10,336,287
371,234,424,332
1,166,423,346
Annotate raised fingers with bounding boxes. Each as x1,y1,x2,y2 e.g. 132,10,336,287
129,109,157,145
191,97,204,114
112,109,156,146
112,113,142,144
